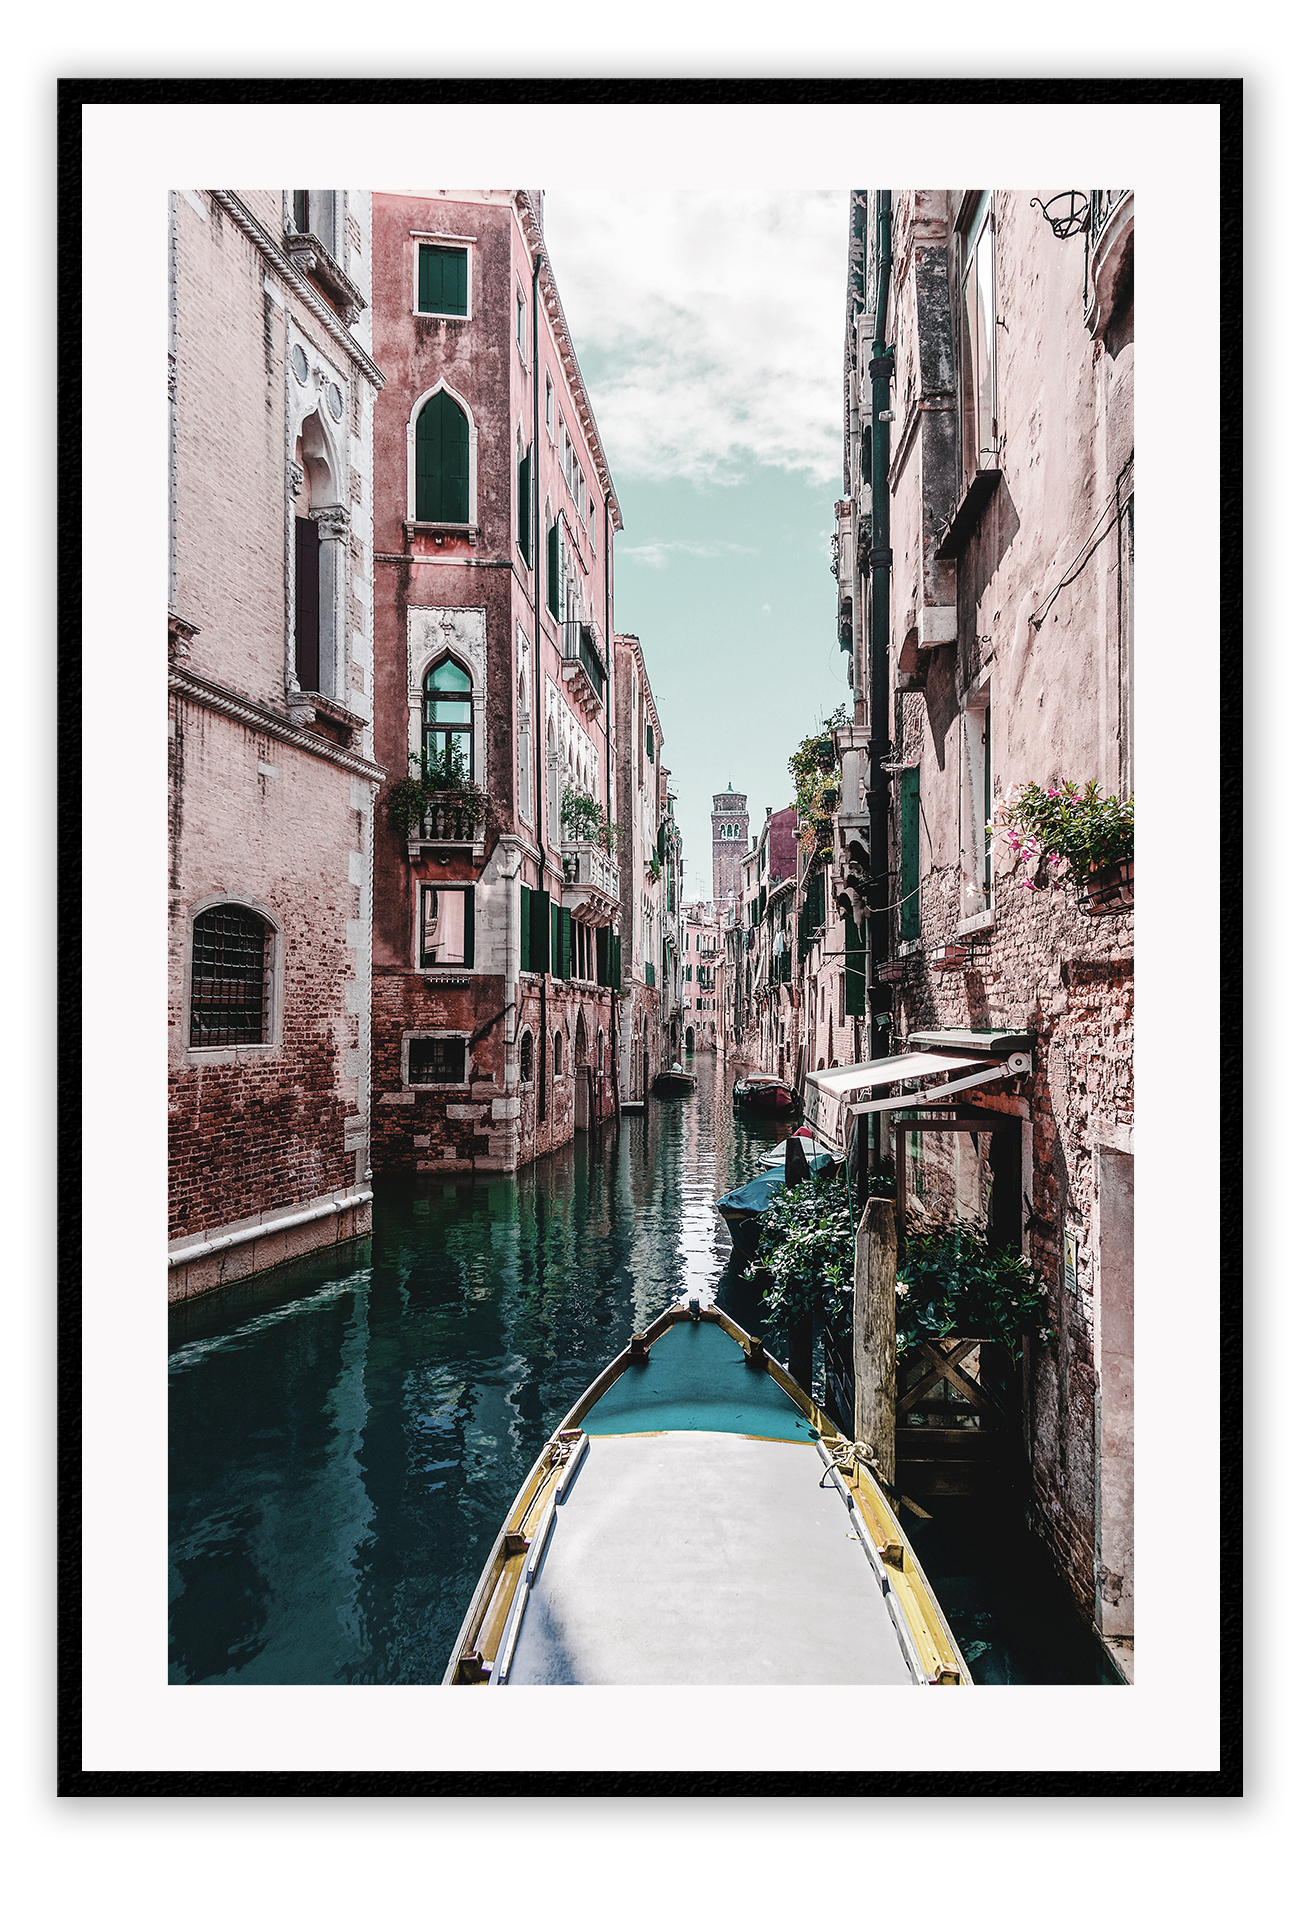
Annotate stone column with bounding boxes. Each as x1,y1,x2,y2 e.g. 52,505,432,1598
853,1196,897,1482
312,504,350,704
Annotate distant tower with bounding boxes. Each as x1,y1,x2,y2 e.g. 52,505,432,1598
712,785,749,907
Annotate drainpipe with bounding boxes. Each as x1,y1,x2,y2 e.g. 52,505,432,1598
532,243,547,1124
866,190,895,1163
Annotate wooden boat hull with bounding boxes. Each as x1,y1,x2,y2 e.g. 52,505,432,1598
652,1071,697,1098
444,1304,969,1686
733,1080,799,1116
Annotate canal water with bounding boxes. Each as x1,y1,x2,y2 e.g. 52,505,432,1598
169,1050,1118,1686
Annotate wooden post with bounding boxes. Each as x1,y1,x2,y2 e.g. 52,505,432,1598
853,1196,897,1484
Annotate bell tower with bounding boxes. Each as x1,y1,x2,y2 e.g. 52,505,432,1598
712,785,748,909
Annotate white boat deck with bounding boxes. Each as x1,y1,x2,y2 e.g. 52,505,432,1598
503,1430,917,1685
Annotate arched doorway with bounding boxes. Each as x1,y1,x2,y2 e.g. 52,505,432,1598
574,1011,592,1130
641,1015,650,1102
685,1025,695,1055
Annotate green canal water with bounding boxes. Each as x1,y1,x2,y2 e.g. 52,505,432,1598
168,1051,1118,1686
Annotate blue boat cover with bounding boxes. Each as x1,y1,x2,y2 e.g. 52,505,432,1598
579,1319,817,1443
715,1166,786,1220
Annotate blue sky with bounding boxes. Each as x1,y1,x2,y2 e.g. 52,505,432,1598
543,191,852,895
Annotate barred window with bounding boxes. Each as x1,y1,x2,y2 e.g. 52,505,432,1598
519,1027,534,1082
408,1037,466,1085
189,905,270,1048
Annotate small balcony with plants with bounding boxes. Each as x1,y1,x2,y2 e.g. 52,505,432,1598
560,786,620,925
386,750,489,863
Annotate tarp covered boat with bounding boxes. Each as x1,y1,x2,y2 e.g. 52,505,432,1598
444,1304,969,1686
716,1165,788,1256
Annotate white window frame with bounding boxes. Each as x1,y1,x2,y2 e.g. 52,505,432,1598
401,1029,471,1089
410,232,477,322
182,893,284,1064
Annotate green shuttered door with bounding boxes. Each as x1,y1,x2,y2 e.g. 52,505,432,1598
899,767,920,942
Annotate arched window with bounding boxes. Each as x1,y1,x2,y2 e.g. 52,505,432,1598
574,1012,588,1066
423,656,473,778
415,390,470,524
554,1029,564,1078
519,1027,533,1083
190,904,270,1048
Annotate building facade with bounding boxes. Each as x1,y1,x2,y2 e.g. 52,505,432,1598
367,190,624,1172
831,188,1134,1669
731,805,798,1075
681,900,720,1053
167,189,384,1300
613,633,671,1101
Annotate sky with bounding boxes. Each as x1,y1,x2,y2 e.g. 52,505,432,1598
542,190,852,899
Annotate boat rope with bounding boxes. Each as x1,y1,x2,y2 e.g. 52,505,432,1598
823,1434,889,1489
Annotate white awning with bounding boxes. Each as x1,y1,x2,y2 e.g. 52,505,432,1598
803,1048,1032,1150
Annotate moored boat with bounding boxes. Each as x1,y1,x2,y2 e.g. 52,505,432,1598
652,1066,697,1098
733,1072,799,1116
716,1165,788,1258
443,1303,969,1686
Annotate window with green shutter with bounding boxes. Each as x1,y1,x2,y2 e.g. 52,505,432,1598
845,913,866,1016
646,724,655,762
596,926,611,986
418,244,468,317
546,522,560,619
611,934,621,989
517,447,532,565
529,887,551,974
558,907,573,980
520,882,532,971
415,391,470,524
899,766,921,941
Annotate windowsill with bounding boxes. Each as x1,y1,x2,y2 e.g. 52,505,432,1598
404,520,479,548
418,971,473,984
954,907,995,937
936,466,1002,559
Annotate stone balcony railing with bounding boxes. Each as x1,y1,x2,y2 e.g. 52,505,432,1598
559,837,620,925
406,796,487,863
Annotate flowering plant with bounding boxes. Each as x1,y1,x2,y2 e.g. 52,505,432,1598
988,779,1133,893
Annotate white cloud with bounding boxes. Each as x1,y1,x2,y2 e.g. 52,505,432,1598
541,191,847,487
620,538,758,568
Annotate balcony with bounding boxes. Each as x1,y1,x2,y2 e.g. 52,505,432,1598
559,837,620,926
561,621,607,720
406,794,486,863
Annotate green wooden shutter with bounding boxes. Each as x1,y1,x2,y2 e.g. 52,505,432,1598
559,907,573,980
530,887,551,974
899,767,921,941
416,391,469,523
612,934,621,989
596,926,610,986
550,899,559,975
520,882,532,971
845,912,866,1016
418,244,468,316
462,887,475,968
517,448,532,564
546,523,560,618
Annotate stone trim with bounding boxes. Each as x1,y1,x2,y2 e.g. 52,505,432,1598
208,190,384,390
170,666,385,781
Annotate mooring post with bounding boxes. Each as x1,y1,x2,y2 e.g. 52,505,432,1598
853,1196,897,1484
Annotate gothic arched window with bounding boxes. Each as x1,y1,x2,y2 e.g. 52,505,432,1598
415,390,470,523
519,1027,533,1083
423,656,473,779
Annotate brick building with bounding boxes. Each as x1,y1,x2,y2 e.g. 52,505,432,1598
819,189,1134,1672
167,189,384,1300
367,191,623,1170
731,804,798,1075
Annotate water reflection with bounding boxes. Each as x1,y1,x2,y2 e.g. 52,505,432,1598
169,1053,789,1684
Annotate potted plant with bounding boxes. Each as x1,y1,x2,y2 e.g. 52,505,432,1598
789,707,849,866
560,785,622,854
385,747,489,840
988,779,1133,911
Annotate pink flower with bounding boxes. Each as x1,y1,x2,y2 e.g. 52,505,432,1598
1022,879,1035,890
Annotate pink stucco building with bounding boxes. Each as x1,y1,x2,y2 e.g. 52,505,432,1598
367,191,624,1169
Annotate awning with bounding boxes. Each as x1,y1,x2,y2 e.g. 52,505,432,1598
802,1040,1033,1151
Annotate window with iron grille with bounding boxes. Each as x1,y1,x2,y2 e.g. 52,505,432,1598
189,905,270,1048
408,1037,466,1085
